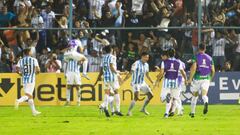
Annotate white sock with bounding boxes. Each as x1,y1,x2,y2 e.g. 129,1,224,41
202,95,208,103
128,100,136,113
82,60,88,75
28,99,36,113
177,98,183,114
66,89,71,102
165,101,172,114
191,96,198,114
103,94,109,109
77,90,81,103
171,99,178,113
115,94,121,112
17,96,29,103
109,96,114,112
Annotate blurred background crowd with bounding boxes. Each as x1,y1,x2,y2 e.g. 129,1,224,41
0,0,240,73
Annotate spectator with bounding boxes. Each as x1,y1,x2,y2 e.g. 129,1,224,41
123,42,139,71
210,31,234,71
0,55,11,73
0,6,16,27
87,50,101,72
45,53,62,73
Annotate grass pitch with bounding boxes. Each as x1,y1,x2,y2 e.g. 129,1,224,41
0,105,239,135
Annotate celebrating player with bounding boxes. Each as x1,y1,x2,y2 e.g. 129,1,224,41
188,44,215,118
95,45,124,117
15,48,41,116
63,39,89,79
63,40,88,106
123,52,154,116
155,49,187,118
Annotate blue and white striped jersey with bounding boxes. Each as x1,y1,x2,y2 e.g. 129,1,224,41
65,59,81,74
16,56,39,84
131,60,149,85
101,54,117,82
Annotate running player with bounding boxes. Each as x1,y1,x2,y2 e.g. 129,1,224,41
155,49,187,118
123,52,154,116
15,48,41,116
63,40,88,106
95,45,123,117
188,44,215,118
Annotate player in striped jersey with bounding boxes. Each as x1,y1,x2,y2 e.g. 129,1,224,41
155,49,187,118
168,53,186,116
95,46,124,117
123,52,154,116
64,39,89,80
15,48,41,116
63,50,88,106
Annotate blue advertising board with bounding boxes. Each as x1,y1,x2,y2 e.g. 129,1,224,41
182,72,240,104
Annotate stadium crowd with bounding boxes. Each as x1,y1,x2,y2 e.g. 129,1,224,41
0,0,240,73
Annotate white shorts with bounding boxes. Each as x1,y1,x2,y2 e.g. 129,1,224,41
23,83,35,95
64,51,85,61
131,82,152,94
191,79,210,93
66,72,81,85
161,88,180,101
104,81,120,92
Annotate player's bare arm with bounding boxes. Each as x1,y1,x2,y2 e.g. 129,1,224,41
188,62,197,84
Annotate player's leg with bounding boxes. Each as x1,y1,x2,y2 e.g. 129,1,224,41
189,80,200,118
113,90,123,116
65,73,74,106
169,89,181,117
127,85,139,116
201,80,210,115
140,84,153,115
15,84,29,109
109,92,115,115
163,89,171,118
75,74,82,106
22,83,40,116
99,83,111,117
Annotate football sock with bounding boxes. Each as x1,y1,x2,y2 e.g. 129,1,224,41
28,99,36,112
128,100,136,113
66,89,71,102
191,96,198,114
202,95,208,104
115,94,121,112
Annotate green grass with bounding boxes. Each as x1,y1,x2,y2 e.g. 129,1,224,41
0,105,239,135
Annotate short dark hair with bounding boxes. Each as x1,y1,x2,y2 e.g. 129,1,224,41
141,52,149,57
199,43,206,51
168,48,175,57
161,50,168,56
104,45,112,53
23,48,31,55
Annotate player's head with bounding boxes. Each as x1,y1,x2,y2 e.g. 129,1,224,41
161,50,168,60
104,45,113,54
199,43,206,52
141,52,150,63
23,48,31,56
168,48,175,58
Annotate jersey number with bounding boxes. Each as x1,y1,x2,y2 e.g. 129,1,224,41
23,65,31,75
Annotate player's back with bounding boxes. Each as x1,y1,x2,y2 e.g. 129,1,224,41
102,54,116,82
18,56,38,84
65,59,80,73
163,58,181,80
195,53,212,76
